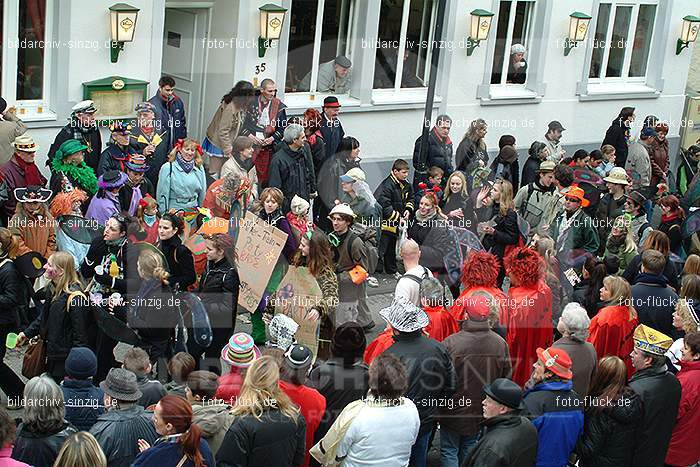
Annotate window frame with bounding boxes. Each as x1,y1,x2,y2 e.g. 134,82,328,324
587,0,659,84
490,0,535,86
2,0,57,121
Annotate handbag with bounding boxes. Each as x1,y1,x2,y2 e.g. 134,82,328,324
22,335,47,378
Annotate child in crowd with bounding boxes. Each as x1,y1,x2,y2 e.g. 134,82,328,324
164,351,196,398
286,195,314,245
129,195,159,244
122,347,166,409
596,146,616,177
220,136,258,196
415,166,444,205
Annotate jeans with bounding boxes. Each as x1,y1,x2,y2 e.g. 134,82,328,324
409,429,433,467
440,430,478,467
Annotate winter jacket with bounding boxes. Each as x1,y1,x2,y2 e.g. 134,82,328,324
596,192,626,245
480,206,519,261
464,414,539,467
665,359,700,466
521,155,542,187
11,422,77,467
575,389,643,467
602,119,631,167
412,128,454,184
0,156,47,221
544,137,564,163
191,402,233,456
625,141,652,193
659,214,683,256
455,137,488,174
157,235,196,292
523,380,584,467
61,378,104,431
318,154,361,213
407,212,453,273
118,177,154,216
198,257,239,335
215,369,244,405
550,209,600,256
280,380,326,467
308,358,369,443
648,137,669,186
437,319,512,436
48,122,103,171
205,101,244,156
588,305,637,377
374,174,414,235
85,191,122,226
622,253,679,291
269,142,317,213
489,155,520,192
0,259,21,327
134,373,167,409
128,278,178,351
156,160,206,212
571,280,605,318
220,153,258,196
440,191,476,231
319,114,345,158
23,287,89,363
216,409,306,467
80,235,131,296
9,210,56,258
149,92,187,149
90,405,158,467
552,336,597,398
514,181,556,232
97,142,135,176
628,365,681,467
307,131,327,179
132,436,214,467
631,274,679,339
384,331,456,435
129,126,170,185
0,111,27,165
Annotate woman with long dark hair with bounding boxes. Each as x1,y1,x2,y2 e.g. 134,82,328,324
292,230,338,360
602,106,635,167
202,80,255,179
455,118,488,176
156,213,196,292
134,394,214,467
572,256,607,318
658,195,685,255
575,356,642,467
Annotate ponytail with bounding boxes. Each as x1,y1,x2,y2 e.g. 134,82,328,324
152,266,170,285
179,423,204,467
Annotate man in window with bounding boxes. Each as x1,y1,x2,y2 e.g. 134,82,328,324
298,56,352,94
47,100,102,173
148,75,187,152
0,98,28,165
507,44,528,84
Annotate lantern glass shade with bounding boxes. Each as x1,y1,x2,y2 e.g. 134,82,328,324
109,3,139,43
259,4,288,40
470,9,494,41
568,12,592,42
681,15,700,43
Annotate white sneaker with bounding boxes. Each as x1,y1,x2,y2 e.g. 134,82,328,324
367,276,379,288
393,272,403,280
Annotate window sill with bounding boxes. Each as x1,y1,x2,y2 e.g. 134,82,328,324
578,82,660,101
14,107,58,123
477,85,541,106
284,93,362,111
284,90,441,114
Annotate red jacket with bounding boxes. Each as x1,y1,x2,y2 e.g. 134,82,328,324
423,305,459,342
665,359,700,466
215,369,244,405
504,280,553,386
280,380,326,467
588,305,637,377
364,328,394,365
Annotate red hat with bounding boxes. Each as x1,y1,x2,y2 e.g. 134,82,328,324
463,294,491,321
536,347,573,380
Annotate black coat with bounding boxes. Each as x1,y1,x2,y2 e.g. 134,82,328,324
489,157,520,192
658,216,683,256
481,207,519,260
318,155,361,212
61,378,105,431
90,405,158,467
97,142,136,176
118,178,155,213
198,257,239,330
48,123,103,171
308,358,369,443
217,410,306,467
129,126,170,185
374,174,414,234
0,258,22,327
81,236,131,295
521,155,541,187
157,235,196,292
412,129,454,184
24,288,89,362
576,389,643,467
602,119,631,167
12,422,78,467
268,142,317,213
622,254,680,291
319,114,345,159
129,278,178,345
631,275,679,339
440,192,477,232
309,134,327,179
464,414,538,467
385,332,456,434
571,280,605,318
407,213,452,272
455,138,488,173
628,365,681,467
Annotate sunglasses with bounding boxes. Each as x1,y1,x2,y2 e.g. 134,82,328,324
565,197,581,203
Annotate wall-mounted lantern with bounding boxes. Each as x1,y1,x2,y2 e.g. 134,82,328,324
259,3,288,58
677,15,700,55
564,12,592,56
466,9,494,56
109,3,139,63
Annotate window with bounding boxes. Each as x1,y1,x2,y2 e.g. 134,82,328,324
490,0,535,85
1,0,54,120
373,0,436,90
589,1,657,81
285,0,355,93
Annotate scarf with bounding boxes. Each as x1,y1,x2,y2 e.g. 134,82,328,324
234,152,254,172
176,152,195,173
415,209,437,223
15,156,43,185
606,233,627,254
144,213,157,227
50,158,98,195
635,272,669,287
128,186,143,216
432,127,452,146
661,212,680,223
105,236,127,249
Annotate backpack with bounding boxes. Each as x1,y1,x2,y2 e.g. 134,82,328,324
399,266,430,285
346,225,379,274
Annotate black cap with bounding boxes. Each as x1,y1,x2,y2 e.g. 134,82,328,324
483,378,524,410
14,251,47,279
548,120,565,132
323,96,341,108
284,344,313,369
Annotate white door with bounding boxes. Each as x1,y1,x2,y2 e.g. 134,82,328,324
162,8,209,140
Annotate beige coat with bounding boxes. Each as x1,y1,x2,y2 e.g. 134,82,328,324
0,112,28,164
220,155,258,197
205,101,244,155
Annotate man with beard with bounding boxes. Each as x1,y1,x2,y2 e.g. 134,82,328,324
48,100,102,172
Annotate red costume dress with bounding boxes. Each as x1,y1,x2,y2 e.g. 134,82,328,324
423,305,459,342
505,280,553,386
364,328,395,365
588,305,637,377
451,286,509,322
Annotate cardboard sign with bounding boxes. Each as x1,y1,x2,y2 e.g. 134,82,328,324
235,211,288,312
274,266,323,358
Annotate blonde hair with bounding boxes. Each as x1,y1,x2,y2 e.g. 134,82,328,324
168,137,204,167
53,431,107,467
137,250,170,285
675,299,700,334
443,171,468,202
603,275,636,321
0,228,19,259
683,255,700,276
496,179,515,217
48,252,83,300
231,356,299,423
610,216,637,254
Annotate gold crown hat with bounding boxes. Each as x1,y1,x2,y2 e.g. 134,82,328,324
633,324,673,356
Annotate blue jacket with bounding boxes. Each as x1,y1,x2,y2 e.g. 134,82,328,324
61,378,105,431
149,93,187,150
523,380,584,467
156,160,207,212
132,436,215,467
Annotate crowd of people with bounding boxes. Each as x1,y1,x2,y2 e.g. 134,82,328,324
0,76,699,467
